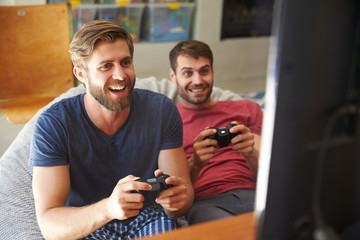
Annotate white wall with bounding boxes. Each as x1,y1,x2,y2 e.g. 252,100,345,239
134,0,269,94
0,0,270,156
194,0,269,92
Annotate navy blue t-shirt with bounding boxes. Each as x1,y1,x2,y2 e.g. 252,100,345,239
29,89,183,208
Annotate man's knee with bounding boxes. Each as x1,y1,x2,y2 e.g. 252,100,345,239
187,189,256,225
187,205,232,225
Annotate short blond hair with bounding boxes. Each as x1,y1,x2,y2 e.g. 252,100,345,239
69,20,134,70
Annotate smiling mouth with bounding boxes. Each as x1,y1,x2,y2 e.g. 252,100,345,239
109,85,126,92
189,87,206,93
110,85,125,90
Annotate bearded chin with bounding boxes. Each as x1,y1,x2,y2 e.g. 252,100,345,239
92,90,131,112
88,77,135,112
178,86,212,106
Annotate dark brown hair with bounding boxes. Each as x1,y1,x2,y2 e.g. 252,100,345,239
169,40,213,72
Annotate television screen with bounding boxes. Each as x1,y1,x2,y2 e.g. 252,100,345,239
255,0,360,239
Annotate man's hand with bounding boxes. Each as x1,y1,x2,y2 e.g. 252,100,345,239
229,123,255,156
229,122,260,177
186,128,218,183
154,170,188,212
191,128,218,168
33,167,154,239
106,175,151,220
157,148,194,218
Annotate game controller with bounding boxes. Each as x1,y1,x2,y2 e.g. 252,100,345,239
132,173,173,194
205,123,241,148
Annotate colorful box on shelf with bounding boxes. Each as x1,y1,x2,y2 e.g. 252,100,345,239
143,0,192,2
98,0,143,3
141,2,195,42
49,0,96,3
71,4,97,32
71,3,145,42
97,4,145,42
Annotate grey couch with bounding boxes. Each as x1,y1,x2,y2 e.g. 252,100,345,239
0,77,263,239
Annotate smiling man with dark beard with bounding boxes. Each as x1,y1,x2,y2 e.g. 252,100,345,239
169,40,262,225
29,20,193,240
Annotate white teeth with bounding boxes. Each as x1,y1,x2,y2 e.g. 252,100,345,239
110,86,125,90
191,88,204,93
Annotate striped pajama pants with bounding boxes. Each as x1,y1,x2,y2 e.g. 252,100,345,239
81,203,179,239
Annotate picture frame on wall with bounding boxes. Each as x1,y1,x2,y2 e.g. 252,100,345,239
221,0,274,39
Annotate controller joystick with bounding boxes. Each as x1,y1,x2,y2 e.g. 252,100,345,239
132,173,173,194
205,123,241,148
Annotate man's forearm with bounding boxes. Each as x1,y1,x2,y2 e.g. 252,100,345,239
244,134,261,178
243,149,259,178
187,155,203,183
164,181,194,218
37,198,111,240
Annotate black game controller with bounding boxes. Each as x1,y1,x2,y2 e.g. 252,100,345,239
132,173,173,194
205,123,241,148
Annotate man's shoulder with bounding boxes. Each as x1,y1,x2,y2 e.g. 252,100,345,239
134,88,165,97
39,93,84,121
217,99,250,104
217,99,260,107
47,93,83,110
133,88,174,104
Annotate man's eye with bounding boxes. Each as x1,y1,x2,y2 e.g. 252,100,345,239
121,58,132,67
183,71,192,77
200,69,209,75
99,63,112,70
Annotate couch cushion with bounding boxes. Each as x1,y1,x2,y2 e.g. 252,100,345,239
0,77,262,239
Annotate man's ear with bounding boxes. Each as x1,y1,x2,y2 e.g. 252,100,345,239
170,68,176,83
73,66,87,84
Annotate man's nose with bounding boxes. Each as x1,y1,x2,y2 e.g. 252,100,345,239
112,65,126,80
192,72,203,84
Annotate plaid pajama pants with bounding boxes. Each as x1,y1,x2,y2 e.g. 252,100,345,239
81,203,179,239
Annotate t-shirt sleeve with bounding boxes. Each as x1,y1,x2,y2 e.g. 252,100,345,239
247,100,263,135
29,112,69,167
160,97,183,150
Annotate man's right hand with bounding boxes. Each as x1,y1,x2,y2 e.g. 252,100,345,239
188,128,217,182
192,128,218,167
106,175,151,221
